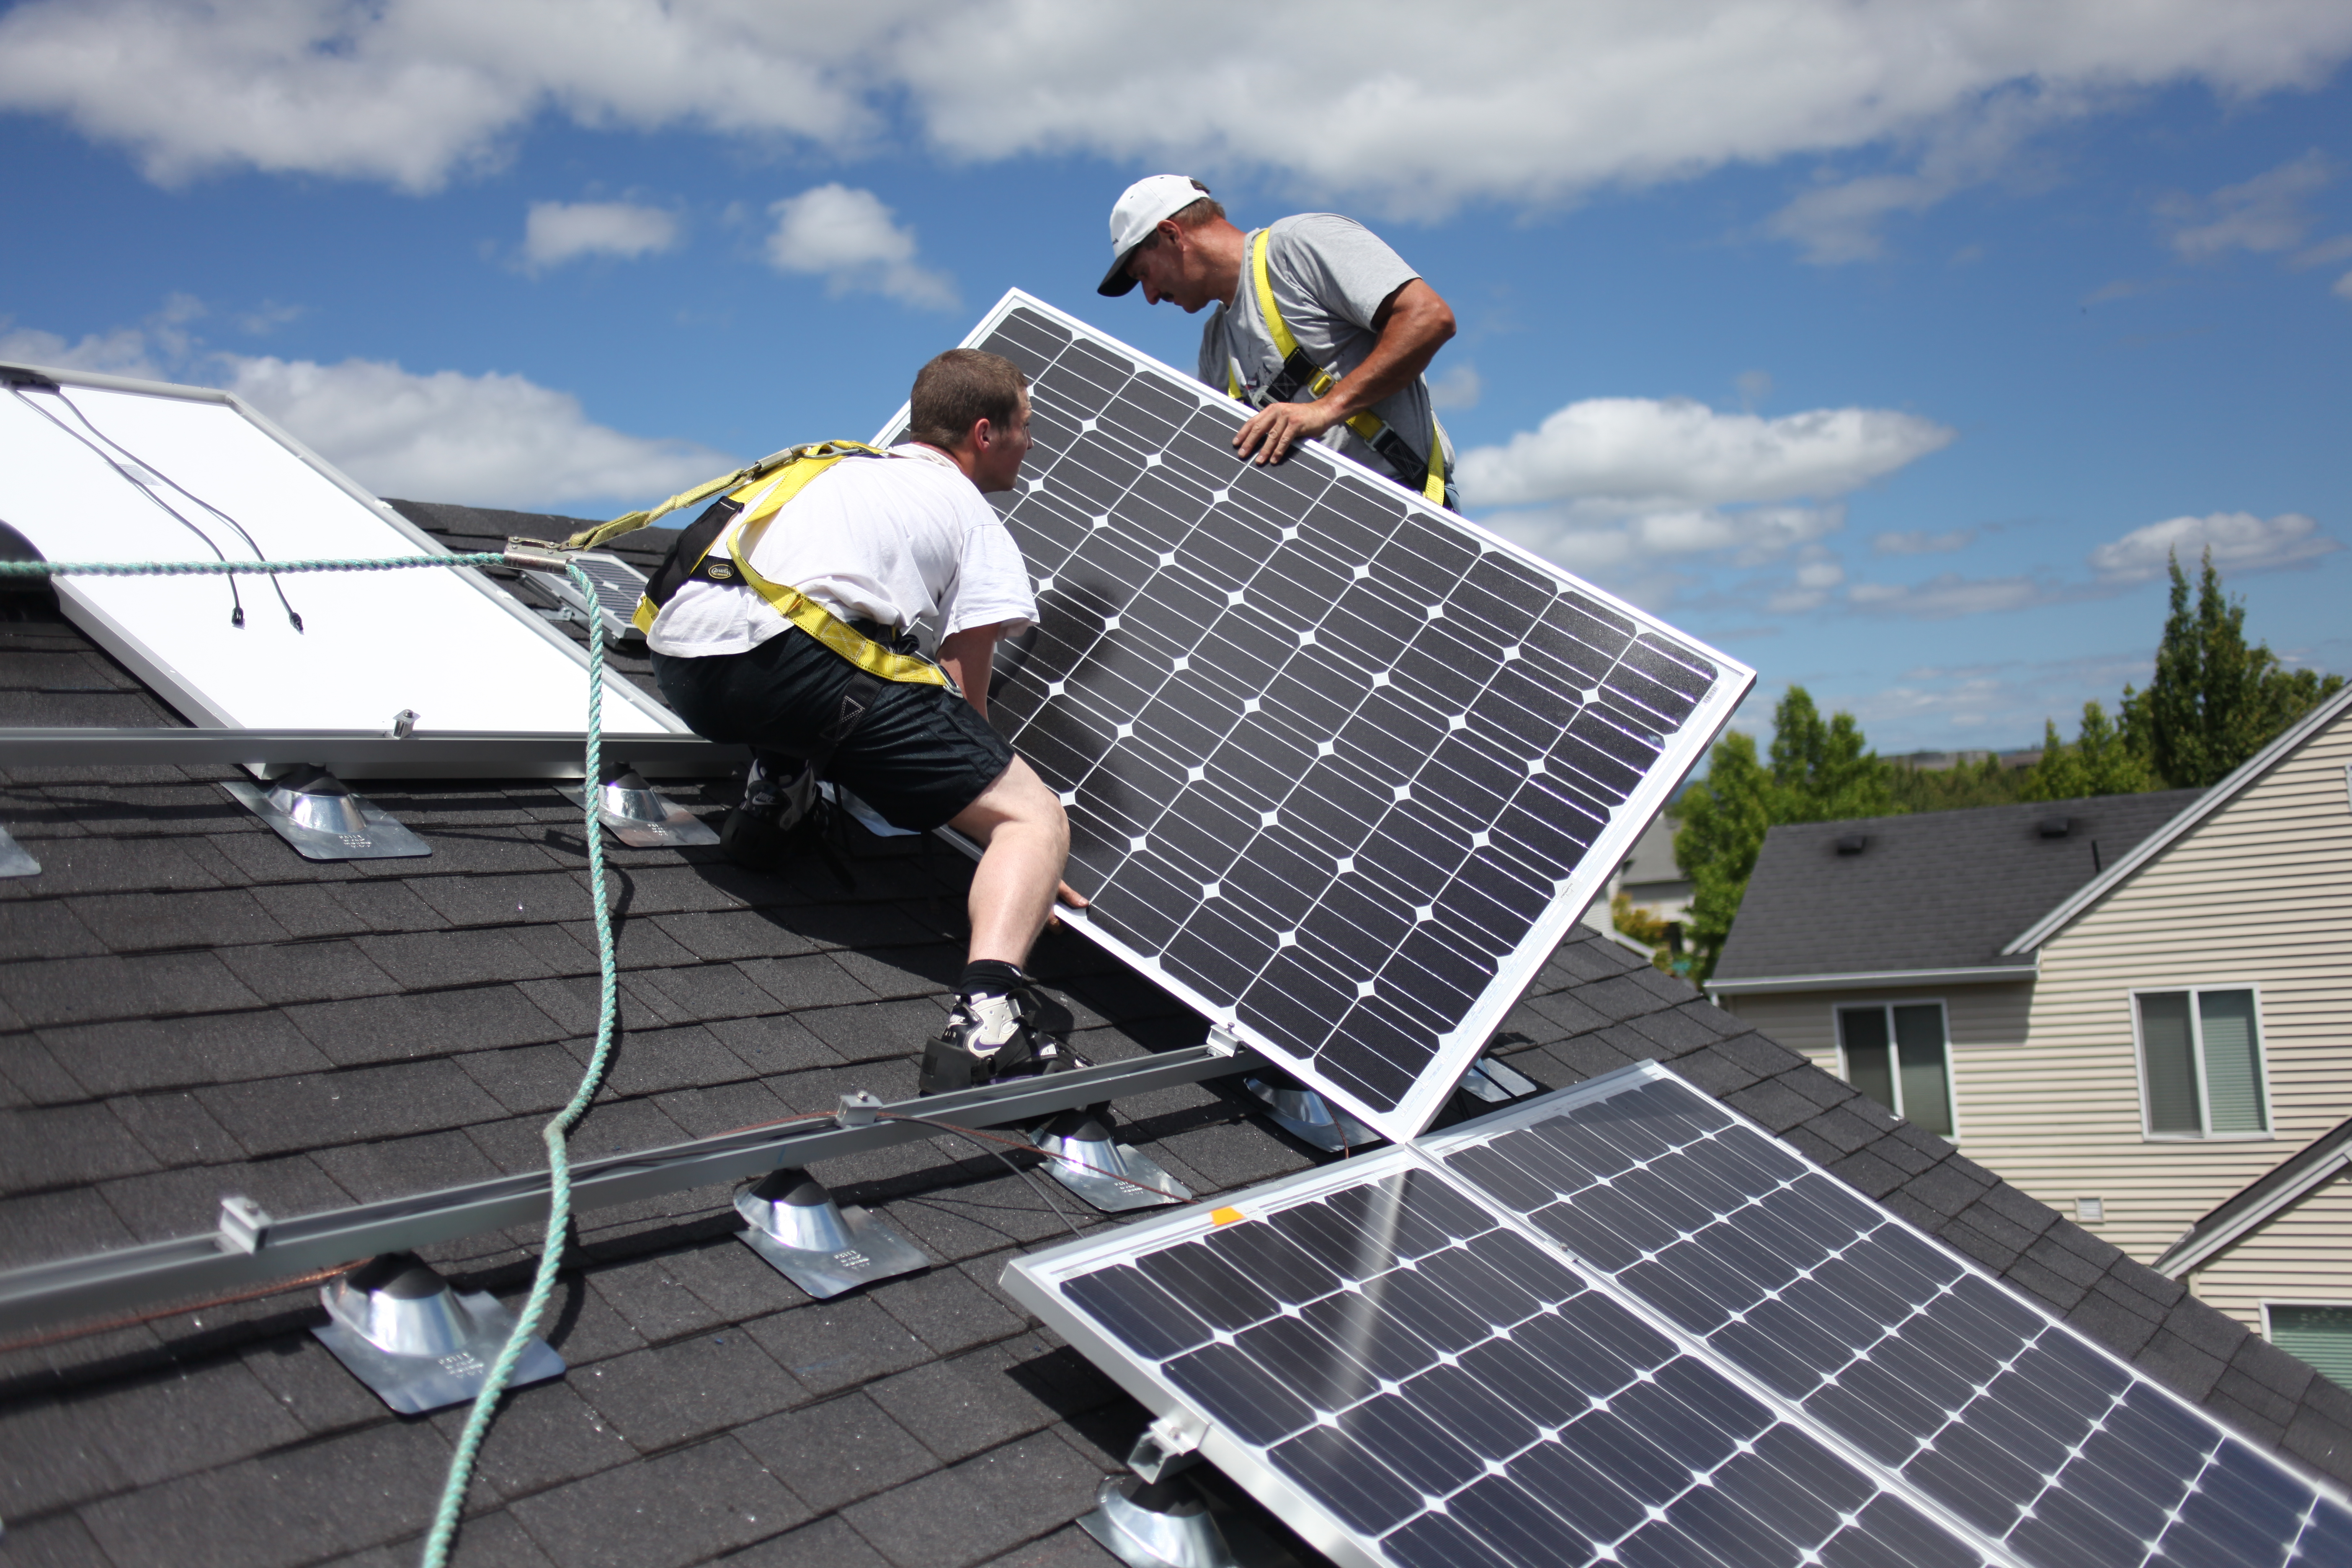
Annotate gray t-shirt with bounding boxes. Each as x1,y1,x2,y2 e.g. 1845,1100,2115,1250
1195,213,1451,487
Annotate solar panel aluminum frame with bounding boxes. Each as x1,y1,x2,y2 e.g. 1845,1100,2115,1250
879,291,1756,1146
0,361,692,763
1005,1060,2352,1568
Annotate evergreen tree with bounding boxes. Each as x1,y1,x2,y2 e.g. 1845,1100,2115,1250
2024,699,2153,801
1675,686,1893,983
2120,549,2345,788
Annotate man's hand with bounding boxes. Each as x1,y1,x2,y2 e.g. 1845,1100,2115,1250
1233,397,1345,467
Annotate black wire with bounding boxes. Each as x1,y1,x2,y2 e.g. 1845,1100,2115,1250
49,386,305,632
8,384,248,626
888,1112,1087,1240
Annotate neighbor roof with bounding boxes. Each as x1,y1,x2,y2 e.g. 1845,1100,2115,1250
1709,790,2200,993
2154,1113,2352,1282
0,507,2345,1567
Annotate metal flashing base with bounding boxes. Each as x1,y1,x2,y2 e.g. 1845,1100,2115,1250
733,1168,931,1298
225,767,429,860
557,766,720,848
1456,1053,1540,1103
1241,1079,1379,1153
1079,1475,1246,1568
1031,1111,1191,1212
0,824,37,878
310,1253,563,1415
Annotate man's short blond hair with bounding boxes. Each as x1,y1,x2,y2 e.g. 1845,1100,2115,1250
1134,182,1224,250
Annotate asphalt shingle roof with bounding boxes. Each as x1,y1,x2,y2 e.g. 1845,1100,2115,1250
1713,790,2202,983
1,507,2345,1566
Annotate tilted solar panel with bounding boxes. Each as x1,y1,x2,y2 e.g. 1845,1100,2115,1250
880,293,1753,1142
1005,1063,2350,1568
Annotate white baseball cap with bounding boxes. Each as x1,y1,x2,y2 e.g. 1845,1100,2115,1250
1098,174,1212,297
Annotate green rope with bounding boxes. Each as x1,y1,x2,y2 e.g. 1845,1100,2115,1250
419,560,620,1568
2,553,622,1568
0,553,504,576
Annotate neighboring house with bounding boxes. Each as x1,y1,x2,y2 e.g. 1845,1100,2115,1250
1612,810,1692,928
1,504,2349,1563
1712,683,2352,1365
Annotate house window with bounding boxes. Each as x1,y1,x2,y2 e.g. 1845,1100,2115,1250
1836,1003,1954,1137
2137,988,2270,1137
2267,1305,2352,1392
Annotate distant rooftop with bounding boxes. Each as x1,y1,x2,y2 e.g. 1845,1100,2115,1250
1711,789,2201,987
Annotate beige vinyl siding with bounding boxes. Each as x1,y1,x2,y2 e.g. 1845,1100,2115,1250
1723,984,2034,1125
2186,1172,2352,1338
1963,710,2352,1266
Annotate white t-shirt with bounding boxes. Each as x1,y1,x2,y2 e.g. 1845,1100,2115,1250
646,444,1037,658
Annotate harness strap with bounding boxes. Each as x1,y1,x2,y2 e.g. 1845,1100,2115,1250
1230,227,1448,505
628,441,949,689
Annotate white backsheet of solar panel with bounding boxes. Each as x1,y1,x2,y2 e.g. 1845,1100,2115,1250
1006,1061,2349,1568
0,371,683,738
883,290,1753,1145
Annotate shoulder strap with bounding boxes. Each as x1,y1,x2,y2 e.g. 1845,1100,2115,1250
1240,228,1448,505
627,444,947,688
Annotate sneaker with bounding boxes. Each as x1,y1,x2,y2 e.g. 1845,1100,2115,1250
919,980,1086,1094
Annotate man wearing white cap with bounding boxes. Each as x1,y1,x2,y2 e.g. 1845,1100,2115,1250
1097,175,1459,507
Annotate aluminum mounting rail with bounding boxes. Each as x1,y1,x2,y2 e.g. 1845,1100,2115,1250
0,1039,1269,1338
0,727,748,780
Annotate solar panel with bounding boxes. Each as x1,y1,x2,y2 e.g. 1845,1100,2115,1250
0,367,685,750
527,551,650,645
880,293,1753,1142
1006,1063,2350,1568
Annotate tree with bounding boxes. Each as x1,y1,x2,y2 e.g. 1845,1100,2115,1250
1674,686,1893,984
2023,699,2153,801
2120,549,2346,789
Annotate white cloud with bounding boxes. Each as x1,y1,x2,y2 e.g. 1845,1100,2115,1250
2088,510,2340,583
764,184,956,309
1847,573,2052,618
224,356,731,507
2336,270,2352,301
1464,395,1950,590
2165,150,2331,259
1874,527,1976,554
5,306,729,509
522,200,678,269
1427,362,1480,410
1460,397,1952,509
1,1,2347,221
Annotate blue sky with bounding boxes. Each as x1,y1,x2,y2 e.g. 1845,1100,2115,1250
3,1,2347,754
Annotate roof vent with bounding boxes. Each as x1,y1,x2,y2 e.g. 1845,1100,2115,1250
1835,834,1867,856
2039,816,2073,838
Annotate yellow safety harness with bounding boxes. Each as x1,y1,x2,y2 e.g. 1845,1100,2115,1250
1226,227,1448,505
571,441,947,688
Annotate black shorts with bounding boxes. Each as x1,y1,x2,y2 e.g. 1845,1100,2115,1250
651,629,1016,833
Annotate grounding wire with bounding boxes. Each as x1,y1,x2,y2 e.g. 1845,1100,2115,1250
49,384,309,631
876,1112,1088,1240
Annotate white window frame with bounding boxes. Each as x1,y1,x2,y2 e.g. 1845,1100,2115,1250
2130,983,2275,1142
1834,998,1960,1142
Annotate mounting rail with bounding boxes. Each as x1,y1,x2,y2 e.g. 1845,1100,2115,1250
0,1041,1268,1338
0,727,747,780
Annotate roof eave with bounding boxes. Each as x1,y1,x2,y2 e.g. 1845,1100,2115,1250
2002,682,2352,958
1705,959,2040,997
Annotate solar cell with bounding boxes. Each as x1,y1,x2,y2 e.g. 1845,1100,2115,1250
881,293,1752,1143
1007,1063,2351,1568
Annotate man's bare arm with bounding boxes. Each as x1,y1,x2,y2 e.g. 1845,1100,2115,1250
937,624,1003,720
1234,279,1457,466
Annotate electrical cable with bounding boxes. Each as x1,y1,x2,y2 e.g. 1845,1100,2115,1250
877,1112,1086,1240
7,384,250,626
50,385,309,631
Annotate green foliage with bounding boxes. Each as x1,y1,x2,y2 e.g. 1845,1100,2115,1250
1885,753,2038,812
1674,686,1894,984
2022,699,2153,801
2118,550,2346,789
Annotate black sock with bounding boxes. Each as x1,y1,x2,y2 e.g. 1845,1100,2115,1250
959,960,1025,1000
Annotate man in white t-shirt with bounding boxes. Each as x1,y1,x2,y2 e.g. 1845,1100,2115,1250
647,349,1086,1093
1096,174,1460,506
